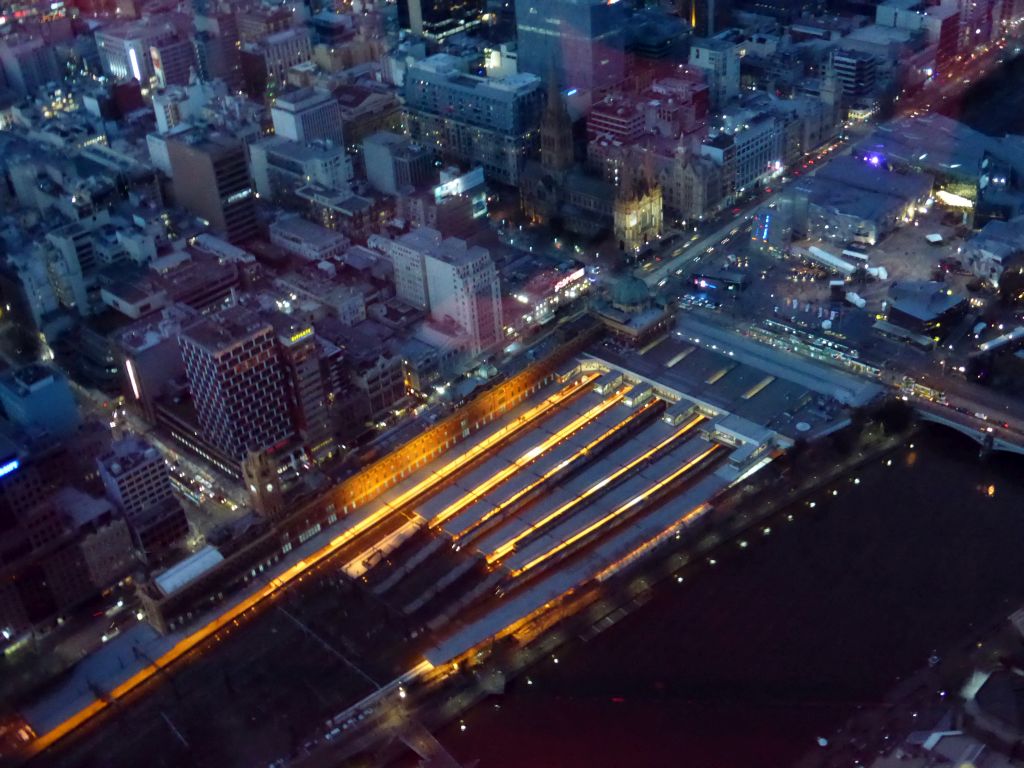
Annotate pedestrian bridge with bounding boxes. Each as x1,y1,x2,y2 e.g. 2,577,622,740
915,408,1024,457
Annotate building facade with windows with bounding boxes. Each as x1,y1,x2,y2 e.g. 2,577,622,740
178,305,294,461
514,0,626,91
403,55,543,185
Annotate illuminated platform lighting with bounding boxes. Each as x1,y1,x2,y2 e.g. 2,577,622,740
429,388,628,530
454,399,662,542
487,415,707,564
509,443,722,578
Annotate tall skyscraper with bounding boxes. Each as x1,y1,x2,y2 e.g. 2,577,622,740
166,129,259,244
514,0,626,92
398,0,485,40
275,322,333,462
179,306,294,462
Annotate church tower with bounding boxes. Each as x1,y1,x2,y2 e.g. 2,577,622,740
540,73,574,174
615,153,663,257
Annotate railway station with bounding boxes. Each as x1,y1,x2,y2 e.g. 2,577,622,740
354,330,862,668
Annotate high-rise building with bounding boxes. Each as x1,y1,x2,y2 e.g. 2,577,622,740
715,108,783,192
681,0,733,35
700,132,738,203
193,2,242,89
179,305,294,462
0,36,60,96
250,137,353,202
688,35,742,109
423,238,504,356
150,37,195,87
830,48,878,99
166,129,259,244
45,216,104,313
403,55,544,185
271,87,345,146
514,0,626,91
237,5,294,44
875,0,959,76
0,365,81,440
116,305,193,421
97,437,175,519
398,0,485,40
95,18,188,83
956,0,997,51
362,131,435,195
370,228,503,355
275,323,333,462
371,228,434,309
257,27,313,89
97,435,188,557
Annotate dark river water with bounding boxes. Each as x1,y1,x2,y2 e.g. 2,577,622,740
437,426,1024,767
945,48,1024,135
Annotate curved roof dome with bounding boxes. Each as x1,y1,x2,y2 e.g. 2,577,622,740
611,275,650,307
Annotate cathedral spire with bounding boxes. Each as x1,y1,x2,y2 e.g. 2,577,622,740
540,61,574,173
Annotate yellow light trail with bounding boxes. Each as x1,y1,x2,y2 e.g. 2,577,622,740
487,415,707,564
509,443,723,578
454,398,663,543
23,374,599,759
429,388,628,530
